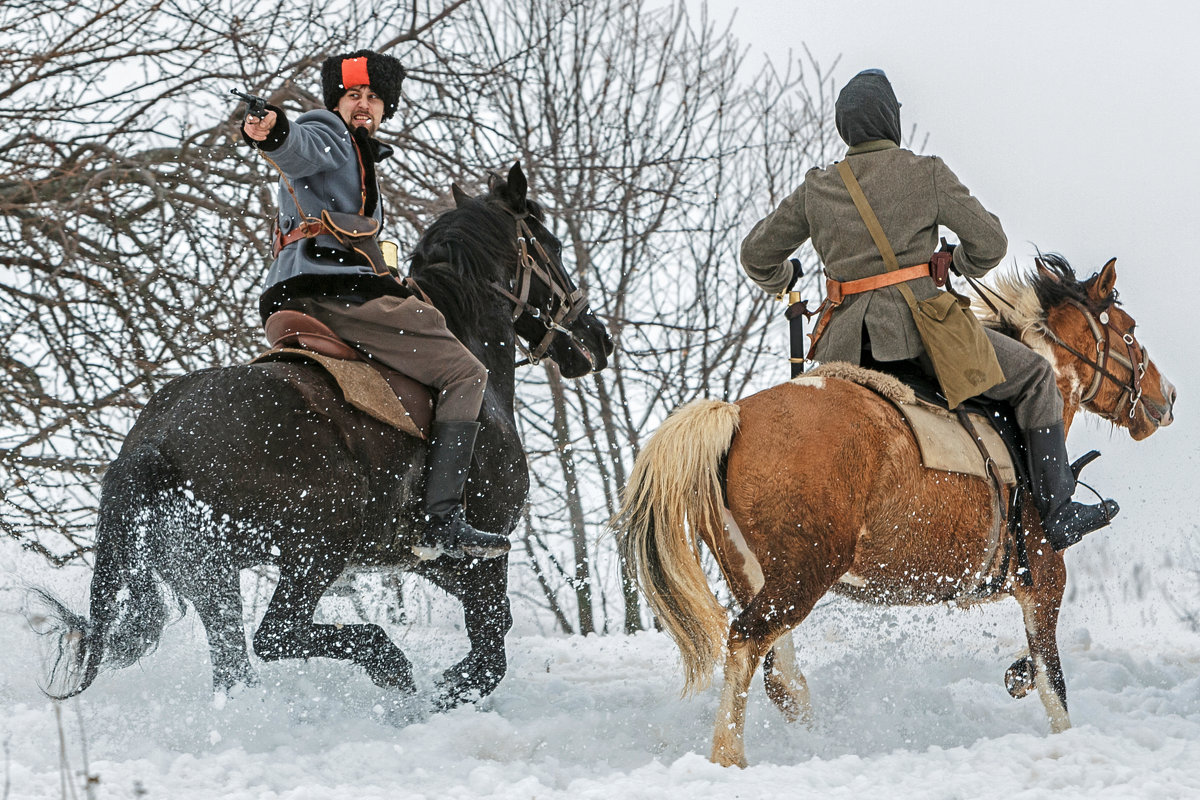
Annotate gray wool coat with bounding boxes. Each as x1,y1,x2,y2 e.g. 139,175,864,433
740,140,1008,364
259,109,390,288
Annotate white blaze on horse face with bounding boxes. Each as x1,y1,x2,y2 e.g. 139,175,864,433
788,375,827,390
722,507,764,593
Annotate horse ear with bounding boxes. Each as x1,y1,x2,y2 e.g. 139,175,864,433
451,183,471,208
1091,257,1118,301
1035,257,1059,282
507,161,528,205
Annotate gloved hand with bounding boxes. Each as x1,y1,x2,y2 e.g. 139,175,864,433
786,257,804,291
938,237,960,276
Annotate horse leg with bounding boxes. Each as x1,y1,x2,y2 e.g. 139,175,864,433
180,566,256,693
707,509,814,727
1012,552,1070,732
253,554,414,690
763,634,813,725
416,554,512,708
711,580,830,768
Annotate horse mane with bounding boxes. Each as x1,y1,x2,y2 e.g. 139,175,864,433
976,251,1117,345
407,193,548,325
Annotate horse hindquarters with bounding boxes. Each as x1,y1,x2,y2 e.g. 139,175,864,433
708,381,888,766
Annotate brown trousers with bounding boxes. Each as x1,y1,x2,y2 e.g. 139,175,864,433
291,295,488,423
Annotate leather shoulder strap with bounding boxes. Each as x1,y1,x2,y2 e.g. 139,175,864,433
836,160,900,273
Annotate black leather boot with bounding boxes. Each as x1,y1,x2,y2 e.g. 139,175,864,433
1025,422,1120,551
416,421,510,560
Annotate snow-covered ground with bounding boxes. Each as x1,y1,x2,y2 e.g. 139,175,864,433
3,542,1199,800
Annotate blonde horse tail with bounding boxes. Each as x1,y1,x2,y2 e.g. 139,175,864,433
614,398,739,694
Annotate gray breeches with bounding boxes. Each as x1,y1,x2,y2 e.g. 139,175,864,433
977,328,1064,430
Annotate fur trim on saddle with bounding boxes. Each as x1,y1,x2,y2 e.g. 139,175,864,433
801,361,916,405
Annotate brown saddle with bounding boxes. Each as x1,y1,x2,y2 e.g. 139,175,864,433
263,309,434,436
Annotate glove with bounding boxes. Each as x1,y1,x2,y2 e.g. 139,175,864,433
786,257,804,291
938,237,960,277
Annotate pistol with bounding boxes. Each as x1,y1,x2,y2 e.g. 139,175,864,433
231,88,269,121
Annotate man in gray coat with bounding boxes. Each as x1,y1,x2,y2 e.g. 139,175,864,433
739,68,1117,551
242,49,509,561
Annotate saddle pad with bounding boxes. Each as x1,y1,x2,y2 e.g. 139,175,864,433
896,400,1016,485
251,348,426,439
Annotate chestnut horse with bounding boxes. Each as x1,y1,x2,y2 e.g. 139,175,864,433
616,255,1175,767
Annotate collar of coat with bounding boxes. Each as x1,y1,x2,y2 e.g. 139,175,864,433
845,139,899,156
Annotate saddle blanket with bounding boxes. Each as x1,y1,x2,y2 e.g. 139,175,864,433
801,362,1016,485
251,347,427,439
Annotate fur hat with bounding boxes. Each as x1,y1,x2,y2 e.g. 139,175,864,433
321,49,406,120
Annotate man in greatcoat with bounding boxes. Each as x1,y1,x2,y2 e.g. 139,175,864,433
241,49,509,560
739,68,1117,551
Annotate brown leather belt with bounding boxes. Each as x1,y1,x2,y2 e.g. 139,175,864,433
826,262,930,305
273,220,331,257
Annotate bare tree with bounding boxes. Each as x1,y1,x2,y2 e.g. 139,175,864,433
0,0,481,562
0,0,839,635
444,0,840,632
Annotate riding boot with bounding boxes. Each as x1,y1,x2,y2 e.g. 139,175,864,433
416,421,511,560
1025,422,1120,551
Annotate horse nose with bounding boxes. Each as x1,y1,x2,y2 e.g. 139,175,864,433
1156,376,1177,426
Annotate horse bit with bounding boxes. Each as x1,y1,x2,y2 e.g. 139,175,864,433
1039,298,1148,421
491,215,590,365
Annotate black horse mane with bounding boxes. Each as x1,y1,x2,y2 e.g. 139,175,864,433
1030,251,1118,314
407,193,548,327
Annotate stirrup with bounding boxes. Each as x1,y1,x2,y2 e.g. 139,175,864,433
1070,449,1101,482
1044,498,1119,551
411,512,510,562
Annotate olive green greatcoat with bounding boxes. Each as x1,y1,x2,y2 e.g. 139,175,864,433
740,140,1008,365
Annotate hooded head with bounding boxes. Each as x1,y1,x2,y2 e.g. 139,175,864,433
835,69,901,147
321,49,406,120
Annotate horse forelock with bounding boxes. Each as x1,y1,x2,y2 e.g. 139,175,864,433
977,251,1114,347
1032,252,1117,313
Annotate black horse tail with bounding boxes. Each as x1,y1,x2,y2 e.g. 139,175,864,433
30,444,176,699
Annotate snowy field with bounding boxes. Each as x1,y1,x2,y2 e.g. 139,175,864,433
3,539,1199,800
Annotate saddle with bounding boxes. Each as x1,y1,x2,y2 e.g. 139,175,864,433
803,361,1031,593
804,361,1022,486
254,309,433,438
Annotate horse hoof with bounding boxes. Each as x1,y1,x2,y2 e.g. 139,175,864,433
1005,656,1036,698
372,671,416,692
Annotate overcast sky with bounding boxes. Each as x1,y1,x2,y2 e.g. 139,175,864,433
705,0,1198,532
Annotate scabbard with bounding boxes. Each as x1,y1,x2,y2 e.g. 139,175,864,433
784,299,809,378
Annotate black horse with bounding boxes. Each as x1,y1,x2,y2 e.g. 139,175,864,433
34,163,612,708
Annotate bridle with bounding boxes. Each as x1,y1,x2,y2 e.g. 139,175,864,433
490,215,591,365
1039,298,1148,421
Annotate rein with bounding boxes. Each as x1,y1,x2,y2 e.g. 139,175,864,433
1039,299,1147,421
412,213,590,368
965,275,1146,421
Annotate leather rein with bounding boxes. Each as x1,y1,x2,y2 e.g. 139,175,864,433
1039,299,1148,421
970,276,1147,421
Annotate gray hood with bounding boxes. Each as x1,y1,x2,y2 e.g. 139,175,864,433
835,69,902,147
